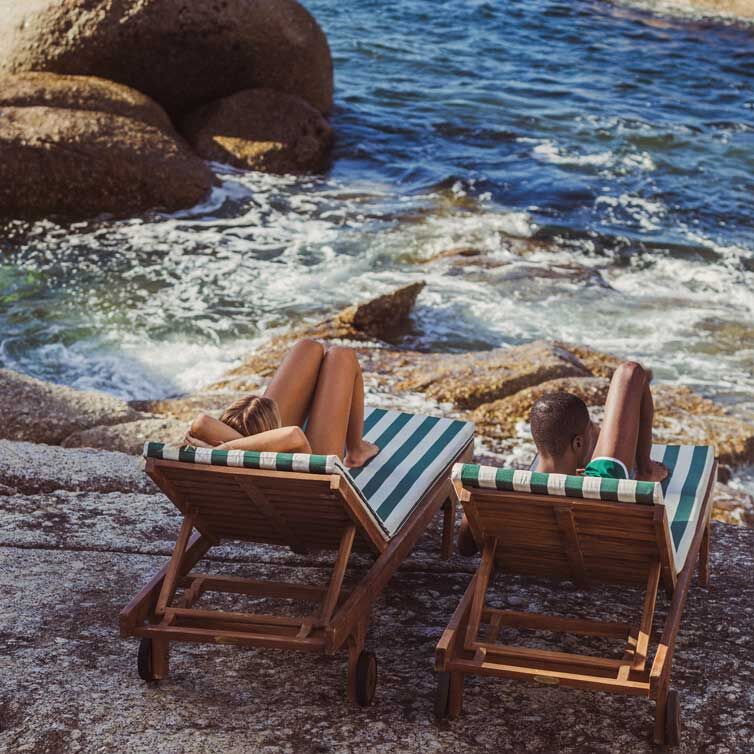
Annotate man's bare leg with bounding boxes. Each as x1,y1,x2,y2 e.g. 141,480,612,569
592,362,667,482
263,339,326,427
305,346,379,466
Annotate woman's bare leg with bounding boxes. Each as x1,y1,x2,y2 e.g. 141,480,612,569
305,346,379,466
263,339,325,427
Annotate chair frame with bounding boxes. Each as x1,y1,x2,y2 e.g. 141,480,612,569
120,438,473,703
435,460,716,746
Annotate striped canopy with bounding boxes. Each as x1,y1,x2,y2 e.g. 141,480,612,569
144,407,474,538
452,444,715,571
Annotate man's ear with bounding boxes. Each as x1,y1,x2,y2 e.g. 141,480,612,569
572,434,584,453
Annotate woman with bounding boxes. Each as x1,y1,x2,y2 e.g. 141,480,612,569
184,339,380,468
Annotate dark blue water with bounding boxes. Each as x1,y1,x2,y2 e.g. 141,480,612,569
1,0,753,415
321,0,754,247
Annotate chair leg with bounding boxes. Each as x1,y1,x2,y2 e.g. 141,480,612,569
441,495,455,560
151,637,170,680
653,682,668,746
448,671,464,718
346,616,369,703
699,520,711,587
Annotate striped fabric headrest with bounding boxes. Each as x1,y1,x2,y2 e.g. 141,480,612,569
451,463,663,505
144,442,343,475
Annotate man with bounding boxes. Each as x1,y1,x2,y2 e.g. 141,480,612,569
457,361,667,556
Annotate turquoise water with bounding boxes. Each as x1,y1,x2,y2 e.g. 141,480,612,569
1,0,753,420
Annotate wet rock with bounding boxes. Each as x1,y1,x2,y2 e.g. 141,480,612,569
0,0,334,116
394,340,591,410
0,439,154,495
335,281,425,340
471,376,611,441
214,283,426,386
182,88,333,174
62,417,187,456
0,72,174,132
0,369,141,445
0,101,212,220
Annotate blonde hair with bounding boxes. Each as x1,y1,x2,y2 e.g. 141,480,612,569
220,395,282,436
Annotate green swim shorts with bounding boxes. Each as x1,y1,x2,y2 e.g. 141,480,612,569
582,456,629,480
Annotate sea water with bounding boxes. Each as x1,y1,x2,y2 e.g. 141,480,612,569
1,1,752,421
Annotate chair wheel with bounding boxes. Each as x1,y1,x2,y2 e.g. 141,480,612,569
137,637,156,682
354,651,377,707
664,689,681,746
434,672,451,719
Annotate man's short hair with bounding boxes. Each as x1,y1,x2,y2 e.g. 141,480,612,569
530,392,590,458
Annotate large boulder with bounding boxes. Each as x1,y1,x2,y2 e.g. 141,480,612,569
0,73,213,219
0,0,334,117
62,417,187,455
182,88,333,174
394,341,592,410
0,71,173,132
0,369,141,444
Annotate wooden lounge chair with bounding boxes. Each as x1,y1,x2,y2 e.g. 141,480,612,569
120,407,473,705
435,444,716,746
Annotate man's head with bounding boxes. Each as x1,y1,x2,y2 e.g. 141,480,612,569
530,391,592,470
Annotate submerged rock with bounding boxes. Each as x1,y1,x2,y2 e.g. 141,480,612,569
0,0,334,116
0,369,141,445
0,73,213,219
182,89,333,174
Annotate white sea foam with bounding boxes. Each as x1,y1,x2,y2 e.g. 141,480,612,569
530,140,656,175
4,162,754,423
596,193,667,231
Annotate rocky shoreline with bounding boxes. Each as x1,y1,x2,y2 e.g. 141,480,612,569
2,285,754,752
1,282,753,526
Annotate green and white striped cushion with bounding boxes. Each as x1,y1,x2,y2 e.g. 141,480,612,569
351,407,473,535
144,406,474,539
452,444,715,572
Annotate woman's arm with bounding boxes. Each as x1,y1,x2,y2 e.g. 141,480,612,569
217,426,312,454
189,413,243,446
